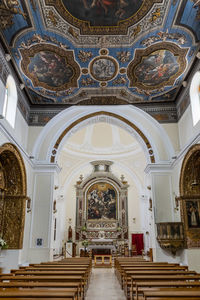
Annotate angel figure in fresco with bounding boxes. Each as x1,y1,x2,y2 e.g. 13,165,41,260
82,0,128,17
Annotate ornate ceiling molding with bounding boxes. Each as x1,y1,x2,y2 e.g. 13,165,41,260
45,0,163,36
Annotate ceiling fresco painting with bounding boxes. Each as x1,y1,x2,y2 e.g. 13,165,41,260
45,0,155,35
20,44,80,92
0,0,199,123
127,42,188,90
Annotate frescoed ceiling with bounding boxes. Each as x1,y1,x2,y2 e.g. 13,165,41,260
0,0,200,125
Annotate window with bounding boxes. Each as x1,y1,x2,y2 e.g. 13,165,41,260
3,75,17,128
190,71,200,126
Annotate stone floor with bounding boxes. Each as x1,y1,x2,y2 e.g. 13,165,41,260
85,268,126,300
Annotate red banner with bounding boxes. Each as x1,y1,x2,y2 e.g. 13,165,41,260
132,233,144,255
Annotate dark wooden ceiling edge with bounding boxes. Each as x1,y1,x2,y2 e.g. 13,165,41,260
28,100,177,110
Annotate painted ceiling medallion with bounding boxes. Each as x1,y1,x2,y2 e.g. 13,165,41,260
20,44,80,91
45,0,162,35
127,42,188,90
90,56,118,81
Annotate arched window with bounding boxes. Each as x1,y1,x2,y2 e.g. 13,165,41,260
190,71,200,126
3,75,18,128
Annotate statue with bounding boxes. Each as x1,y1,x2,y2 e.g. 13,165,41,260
68,225,72,241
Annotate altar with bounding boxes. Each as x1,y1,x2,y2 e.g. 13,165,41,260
88,239,116,258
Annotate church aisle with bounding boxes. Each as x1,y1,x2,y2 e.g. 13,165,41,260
85,268,126,300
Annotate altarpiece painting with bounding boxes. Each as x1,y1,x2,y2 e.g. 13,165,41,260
75,161,128,241
87,182,117,220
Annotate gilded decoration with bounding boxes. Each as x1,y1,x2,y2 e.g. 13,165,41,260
50,111,155,164
20,44,80,91
0,0,26,29
0,143,27,249
75,161,129,242
179,144,200,248
45,0,162,35
127,42,188,90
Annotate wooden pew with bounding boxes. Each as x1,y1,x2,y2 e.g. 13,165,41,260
143,289,200,300
0,282,82,299
0,298,75,300
120,266,189,287
123,269,196,293
130,275,200,300
11,270,88,287
0,275,85,298
145,298,199,300
15,265,91,290
135,280,200,300
115,261,184,281
0,289,78,299
0,258,92,299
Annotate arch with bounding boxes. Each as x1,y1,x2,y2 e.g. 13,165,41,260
3,75,18,128
179,144,200,197
0,143,27,249
32,106,175,163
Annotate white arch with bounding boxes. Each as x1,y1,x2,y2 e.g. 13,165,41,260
32,105,175,163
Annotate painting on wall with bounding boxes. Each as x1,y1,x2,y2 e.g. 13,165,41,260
134,50,179,86
87,182,117,220
28,51,73,88
186,200,200,229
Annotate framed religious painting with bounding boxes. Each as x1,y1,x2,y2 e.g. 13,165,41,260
180,197,200,248
87,182,117,221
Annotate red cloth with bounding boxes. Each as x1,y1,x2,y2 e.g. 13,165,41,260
132,233,144,255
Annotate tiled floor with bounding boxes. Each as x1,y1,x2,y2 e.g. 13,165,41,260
85,268,126,300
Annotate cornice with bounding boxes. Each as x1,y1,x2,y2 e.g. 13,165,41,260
33,162,61,173
144,162,173,174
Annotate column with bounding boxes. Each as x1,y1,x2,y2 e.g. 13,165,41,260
28,163,60,263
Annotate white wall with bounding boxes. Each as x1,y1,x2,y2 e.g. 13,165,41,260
178,105,200,150
0,107,29,151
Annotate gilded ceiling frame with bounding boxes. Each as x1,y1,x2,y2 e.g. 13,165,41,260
127,42,188,90
20,44,80,92
45,0,162,35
